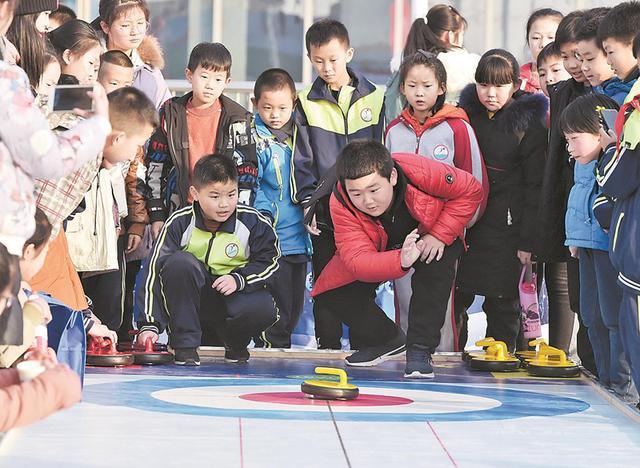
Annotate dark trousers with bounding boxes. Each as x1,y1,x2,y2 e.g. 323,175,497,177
455,290,520,352
261,256,307,348
568,255,597,375
118,259,141,342
310,229,343,349
82,236,126,331
159,251,278,349
579,248,634,397
619,290,640,395
316,240,462,353
545,261,576,351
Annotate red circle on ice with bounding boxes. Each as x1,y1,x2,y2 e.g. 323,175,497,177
239,392,413,406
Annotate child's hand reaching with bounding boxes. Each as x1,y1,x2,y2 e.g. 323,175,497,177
88,323,118,344
212,275,238,296
599,126,617,151
418,234,446,264
401,229,423,269
26,295,52,324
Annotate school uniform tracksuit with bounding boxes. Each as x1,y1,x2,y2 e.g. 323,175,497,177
136,203,280,350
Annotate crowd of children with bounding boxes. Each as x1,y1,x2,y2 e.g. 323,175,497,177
1,0,640,430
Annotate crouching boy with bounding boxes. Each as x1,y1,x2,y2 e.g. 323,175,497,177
312,141,482,378
136,156,280,365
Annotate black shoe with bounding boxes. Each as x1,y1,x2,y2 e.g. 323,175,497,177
174,348,200,366
225,346,250,363
404,347,434,379
345,331,406,367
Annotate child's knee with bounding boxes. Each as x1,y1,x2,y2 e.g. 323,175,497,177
162,251,202,278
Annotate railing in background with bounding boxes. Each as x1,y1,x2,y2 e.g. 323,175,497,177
166,80,305,112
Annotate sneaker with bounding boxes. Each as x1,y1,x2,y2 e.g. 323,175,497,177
404,347,434,379
174,348,200,366
224,346,250,363
345,331,406,367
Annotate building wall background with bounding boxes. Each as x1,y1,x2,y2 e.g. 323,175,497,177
63,0,626,84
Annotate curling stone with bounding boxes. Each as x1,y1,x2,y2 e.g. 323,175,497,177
526,345,580,378
128,337,173,365
86,337,134,367
301,367,359,401
462,337,495,362
515,338,548,366
468,339,520,372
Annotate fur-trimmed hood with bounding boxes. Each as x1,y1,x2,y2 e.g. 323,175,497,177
136,35,166,70
458,83,548,135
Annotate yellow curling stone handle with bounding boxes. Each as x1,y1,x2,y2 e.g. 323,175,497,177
315,367,348,386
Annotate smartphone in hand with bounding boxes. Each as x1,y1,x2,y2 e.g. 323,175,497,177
598,108,618,134
49,85,94,113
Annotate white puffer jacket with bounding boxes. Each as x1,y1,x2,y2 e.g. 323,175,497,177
0,60,110,255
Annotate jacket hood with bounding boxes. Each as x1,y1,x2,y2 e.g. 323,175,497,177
399,104,469,136
459,83,548,135
137,35,166,70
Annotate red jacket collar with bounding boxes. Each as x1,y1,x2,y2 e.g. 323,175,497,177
399,104,469,137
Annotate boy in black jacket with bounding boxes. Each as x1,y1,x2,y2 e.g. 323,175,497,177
136,156,280,366
145,42,257,241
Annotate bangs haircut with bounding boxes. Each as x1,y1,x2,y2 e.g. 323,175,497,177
597,1,640,45
187,42,232,76
525,8,563,42
536,41,561,69
305,19,350,53
193,155,239,189
559,93,619,135
399,50,447,113
99,0,149,26
337,140,394,184
475,49,519,85
100,49,134,69
555,10,586,48
107,86,159,134
575,7,611,52
253,68,296,102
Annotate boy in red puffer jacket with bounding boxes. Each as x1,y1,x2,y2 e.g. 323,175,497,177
312,141,482,379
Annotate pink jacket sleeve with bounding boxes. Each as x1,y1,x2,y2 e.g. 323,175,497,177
0,62,111,181
0,368,82,432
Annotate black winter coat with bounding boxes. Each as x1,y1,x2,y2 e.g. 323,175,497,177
456,85,548,298
537,78,587,261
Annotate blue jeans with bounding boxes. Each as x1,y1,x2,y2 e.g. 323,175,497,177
579,248,636,399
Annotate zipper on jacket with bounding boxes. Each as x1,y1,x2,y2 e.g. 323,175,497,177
415,132,420,154
166,107,185,207
204,235,216,269
272,152,284,201
612,212,625,252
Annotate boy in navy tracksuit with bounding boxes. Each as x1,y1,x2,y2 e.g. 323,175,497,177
293,19,385,349
136,156,280,365
597,76,640,405
252,69,312,348
561,94,635,400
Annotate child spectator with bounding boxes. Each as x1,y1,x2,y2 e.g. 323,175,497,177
456,49,547,352
94,0,171,108
520,8,563,93
0,241,82,432
6,0,54,89
98,49,134,93
48,19,102,85
562,94,636,400
312,141,482,377
136,156,280,365
252,68,311,348
49,4,76,31
576,8,631,105
385,50,488,349
65,87,157,333
538,10,595,369
598,2,640,93
36,39,60,99
293,19,385,349
386,4,478,121
146,42,257,241
536,42,571,98
596,45,640,405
